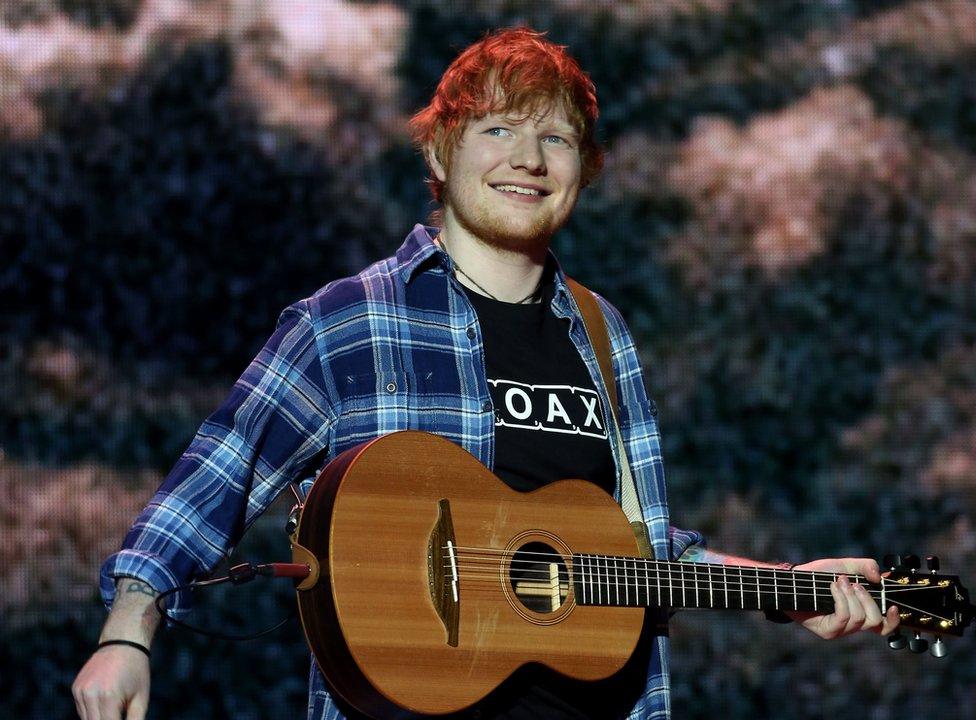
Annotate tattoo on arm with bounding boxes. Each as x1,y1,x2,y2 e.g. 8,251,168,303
678,546,707,563
125,580,158,598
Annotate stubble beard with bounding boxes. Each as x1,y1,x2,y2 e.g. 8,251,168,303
445,181,570,257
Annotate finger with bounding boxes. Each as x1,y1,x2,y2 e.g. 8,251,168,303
97,689,123,720
126,692,149,720
79,689,104,720
71,681,88,720
854,582,883,632
842,576,867,634
827,578,851,638
861,559,882,584
880,604,901,636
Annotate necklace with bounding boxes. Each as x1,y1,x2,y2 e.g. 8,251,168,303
439,237,543,304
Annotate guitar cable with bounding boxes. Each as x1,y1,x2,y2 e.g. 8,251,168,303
152,484,311,642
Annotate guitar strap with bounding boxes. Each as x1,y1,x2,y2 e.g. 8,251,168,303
565,278,653,559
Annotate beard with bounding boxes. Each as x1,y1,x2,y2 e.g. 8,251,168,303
443,181,573,256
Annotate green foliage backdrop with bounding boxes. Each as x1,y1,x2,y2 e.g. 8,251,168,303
2,1,974,718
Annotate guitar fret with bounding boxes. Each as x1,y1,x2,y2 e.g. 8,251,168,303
622,557,627,605
812,572,817,612
739,567,744,609
708,565,714,608
773,569,779,611
667,563,673,608
755,567,761,609
680,563,686,608
656,560,662,607
793,571,798,611
613,557,620,605
644,558,651,607
627,559,640,607
581,555,588,605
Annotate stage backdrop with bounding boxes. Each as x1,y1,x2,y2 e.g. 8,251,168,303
2,1,975,718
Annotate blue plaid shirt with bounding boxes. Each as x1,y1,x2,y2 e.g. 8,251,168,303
101,224,704,719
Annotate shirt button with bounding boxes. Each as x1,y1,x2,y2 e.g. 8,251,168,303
649,399,658,416
386,382,397,394
466,327,476,340
482,400,492,412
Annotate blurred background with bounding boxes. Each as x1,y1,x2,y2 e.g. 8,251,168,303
2,0,975,717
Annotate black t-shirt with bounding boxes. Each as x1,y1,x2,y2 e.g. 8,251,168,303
452,280,648,720
466,281,615,495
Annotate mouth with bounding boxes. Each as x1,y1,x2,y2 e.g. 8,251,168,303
490,183,551,198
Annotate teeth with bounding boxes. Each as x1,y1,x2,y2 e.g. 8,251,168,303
494,184,542,196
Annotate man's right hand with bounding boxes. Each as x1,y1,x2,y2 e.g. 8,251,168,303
72,645,150,720
73,578,162,719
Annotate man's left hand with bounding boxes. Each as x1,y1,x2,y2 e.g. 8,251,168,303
786,558,900,639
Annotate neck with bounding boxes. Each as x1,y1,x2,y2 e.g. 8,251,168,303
438,213,548,304
572,556,871,615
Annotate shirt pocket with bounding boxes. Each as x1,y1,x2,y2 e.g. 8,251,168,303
333,371,447,450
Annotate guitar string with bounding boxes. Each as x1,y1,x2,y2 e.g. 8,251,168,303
446,565,945,597
430,582,949,622
451,545,943,577
443,565,949,608
448,555,880,584
447,558,939,586
446,548,945,590
435,574,951,621
450,546,898,579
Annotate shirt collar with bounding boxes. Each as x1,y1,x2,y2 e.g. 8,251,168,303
396,224,449,283
395,223,578,316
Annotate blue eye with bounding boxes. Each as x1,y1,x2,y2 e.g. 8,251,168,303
543,135,566,145
485,127,512,137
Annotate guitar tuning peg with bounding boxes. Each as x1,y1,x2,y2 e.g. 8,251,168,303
930,636,947,658
904,554,921,571
887,632,907,650
926,555,940,573
883,554,902,570
909,632,929,654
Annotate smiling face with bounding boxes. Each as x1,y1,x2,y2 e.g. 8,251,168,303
429,104,583,255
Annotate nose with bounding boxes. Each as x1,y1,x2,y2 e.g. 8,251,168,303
509,137,546,175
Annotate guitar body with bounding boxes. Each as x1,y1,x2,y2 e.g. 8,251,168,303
295,431,646,718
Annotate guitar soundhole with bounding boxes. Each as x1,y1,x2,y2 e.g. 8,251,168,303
509,541,570,614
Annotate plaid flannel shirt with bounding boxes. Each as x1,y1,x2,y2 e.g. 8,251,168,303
101,224,704,719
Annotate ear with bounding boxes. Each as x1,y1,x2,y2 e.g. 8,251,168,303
424,142,448,183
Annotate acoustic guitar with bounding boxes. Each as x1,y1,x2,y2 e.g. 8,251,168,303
290,431,973,718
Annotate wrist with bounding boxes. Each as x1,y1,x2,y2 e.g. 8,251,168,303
96,639,151,660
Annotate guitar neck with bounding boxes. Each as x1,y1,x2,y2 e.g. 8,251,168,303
572,554,862,614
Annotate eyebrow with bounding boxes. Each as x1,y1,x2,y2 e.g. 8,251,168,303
478,115,580,139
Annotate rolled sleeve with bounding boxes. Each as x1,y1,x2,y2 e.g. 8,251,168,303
99,301,334,617
668,525,706,562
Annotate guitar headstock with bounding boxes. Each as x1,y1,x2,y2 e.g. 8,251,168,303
881,554,974,656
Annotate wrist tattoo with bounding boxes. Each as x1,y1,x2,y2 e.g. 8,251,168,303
125,580,158,598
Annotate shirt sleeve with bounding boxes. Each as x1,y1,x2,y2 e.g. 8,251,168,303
594,293,707,563
99,300,335,618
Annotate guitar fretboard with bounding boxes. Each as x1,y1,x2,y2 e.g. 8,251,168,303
571,554,858,613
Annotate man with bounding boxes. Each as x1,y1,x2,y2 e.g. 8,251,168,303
72,28,899,720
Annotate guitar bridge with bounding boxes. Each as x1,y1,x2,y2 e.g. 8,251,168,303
427,499,460,647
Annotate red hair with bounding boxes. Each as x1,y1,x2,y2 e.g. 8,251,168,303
409,28,603,203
